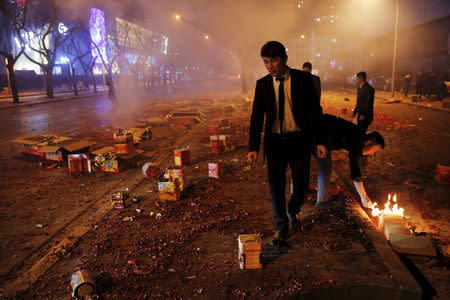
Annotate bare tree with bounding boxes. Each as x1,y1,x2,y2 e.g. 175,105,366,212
0,0,26,103
61,25,92,96
16,0,76,98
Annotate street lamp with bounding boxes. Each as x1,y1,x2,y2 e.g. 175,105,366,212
391,0,399,97
175,14,181,21
204,34,209,40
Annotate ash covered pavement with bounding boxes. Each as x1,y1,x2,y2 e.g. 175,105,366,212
0,91,449,299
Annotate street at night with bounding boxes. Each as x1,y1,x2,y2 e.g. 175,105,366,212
0,0,449,299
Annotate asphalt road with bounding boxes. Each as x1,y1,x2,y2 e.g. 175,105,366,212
0,95,118,145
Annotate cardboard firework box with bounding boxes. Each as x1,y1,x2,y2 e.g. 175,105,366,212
68,154,92,174
174,149,190,166
165,169,185,191
238,234,262,270
218,118,229,127
208,163,224,179
208,126,219,136
210,135,224,154
158,179,180,201
92,147,137,173
113,133,135,155
219,135,227,150
111,190,131,209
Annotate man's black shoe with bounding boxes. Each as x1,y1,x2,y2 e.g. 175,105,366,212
271,228,288,246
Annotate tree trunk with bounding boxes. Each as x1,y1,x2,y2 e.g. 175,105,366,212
71,64,78,96
6,55,20,103
90,68,97,93
44,70,54,98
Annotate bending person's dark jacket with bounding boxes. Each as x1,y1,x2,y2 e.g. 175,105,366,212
321,114,365,181
248,69,324,155
311,74,321,103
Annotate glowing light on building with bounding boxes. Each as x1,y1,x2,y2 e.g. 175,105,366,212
330,59,336,69
57,56,70,64
90,7,107,63
58,23,68,34
162,36,168,55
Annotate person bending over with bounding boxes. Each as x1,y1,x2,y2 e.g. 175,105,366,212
316,114,384,208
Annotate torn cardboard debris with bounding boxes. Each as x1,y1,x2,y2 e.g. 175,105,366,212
12,134,96,161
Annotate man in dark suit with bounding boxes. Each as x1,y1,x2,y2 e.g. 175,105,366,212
352,72,375,134
302,62,321,103
247,41,327,246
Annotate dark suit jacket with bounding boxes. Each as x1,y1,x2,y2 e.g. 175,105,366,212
311,74,321,103
353,82,375,123
248,68,324,155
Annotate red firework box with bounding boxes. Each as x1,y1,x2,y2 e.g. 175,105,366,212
436,164,450,184
210,135,225,154
110,190,131,209
68,154,92,174
219,135,227,150
174,149,190,166
218,119,229,127
208,162,224,179
113,133,135,155
158,179,180,201
209,126,219,136
165,168,185,191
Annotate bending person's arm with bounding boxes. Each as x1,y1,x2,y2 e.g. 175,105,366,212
353,180,373,208
349,148,373,208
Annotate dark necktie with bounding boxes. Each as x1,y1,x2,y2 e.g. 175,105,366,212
276,76,285,133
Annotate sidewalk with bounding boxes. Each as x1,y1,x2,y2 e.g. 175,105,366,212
0,88,108,110
336,88,449,113
374,90,450,113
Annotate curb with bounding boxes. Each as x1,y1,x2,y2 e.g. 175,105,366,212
0,89,108,100
0,92,107,110
331,163,422,299
374,94,449,114
334,88,449,113
393,100,450,113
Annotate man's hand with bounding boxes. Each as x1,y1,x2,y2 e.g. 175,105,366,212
358,114,366,121
316,145,327,159
247,151,258,164
360,195,373,208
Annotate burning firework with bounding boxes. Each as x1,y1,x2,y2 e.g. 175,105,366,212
370,194,405,217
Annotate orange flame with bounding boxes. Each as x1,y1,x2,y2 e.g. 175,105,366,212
370,194,405,217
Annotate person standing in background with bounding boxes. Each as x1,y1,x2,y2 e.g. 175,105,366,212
302,62,321,103
403,74,411,98
352,72,375,134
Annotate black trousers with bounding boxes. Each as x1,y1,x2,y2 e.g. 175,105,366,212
357,118,372,135
266,132,312,231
